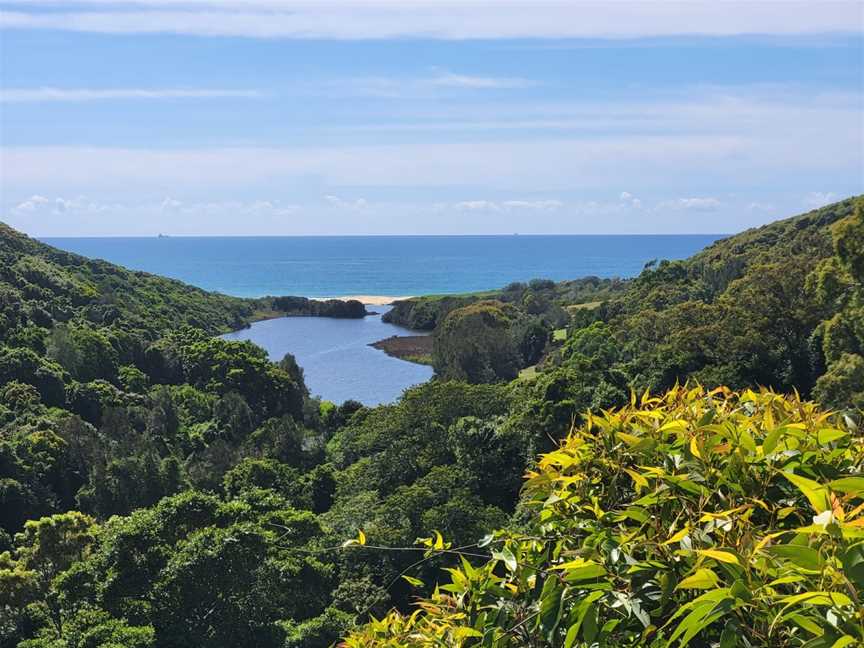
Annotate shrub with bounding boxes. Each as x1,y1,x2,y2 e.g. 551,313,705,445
343,385,864,647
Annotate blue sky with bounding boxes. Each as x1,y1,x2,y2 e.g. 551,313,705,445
1,1,862,236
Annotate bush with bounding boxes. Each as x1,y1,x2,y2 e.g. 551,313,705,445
433,301,523,383
344,385,864,647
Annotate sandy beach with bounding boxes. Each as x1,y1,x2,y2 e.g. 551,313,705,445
314,295,414,306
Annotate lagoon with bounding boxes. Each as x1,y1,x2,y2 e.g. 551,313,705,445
222,306,433,406
45,234,723,405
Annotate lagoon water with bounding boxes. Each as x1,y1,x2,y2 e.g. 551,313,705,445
44,234,722,404
222,306,433,406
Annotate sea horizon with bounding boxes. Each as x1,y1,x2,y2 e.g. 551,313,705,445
42,233,724,298
38,232,731,239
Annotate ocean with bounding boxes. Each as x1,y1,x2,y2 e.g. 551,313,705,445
44,234,722,405
42,234,723,298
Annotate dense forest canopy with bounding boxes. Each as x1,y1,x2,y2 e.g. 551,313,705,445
0,197,862,647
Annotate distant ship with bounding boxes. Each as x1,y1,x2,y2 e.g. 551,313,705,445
157,233,170,238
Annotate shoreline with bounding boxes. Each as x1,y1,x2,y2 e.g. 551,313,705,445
311,295,414,306
369,334,434,366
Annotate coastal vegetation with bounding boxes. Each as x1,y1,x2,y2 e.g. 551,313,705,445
345,385,864,647
0,196,862,647
368,335,434,366
267,296,367,320
392,197,859,396
383,276,625,332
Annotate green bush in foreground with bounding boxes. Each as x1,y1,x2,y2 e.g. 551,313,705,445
343,385,864,647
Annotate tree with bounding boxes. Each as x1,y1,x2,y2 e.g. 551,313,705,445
46,326,119,384
433,301,523,383
278,353,309,398
18,606,155,648
151,524,284,648
4,512,98,640
812,199,864,410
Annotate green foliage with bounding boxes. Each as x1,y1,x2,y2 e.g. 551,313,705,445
46,325,119,384
3,491,337,648
118,365,149,394
0,224,256,346
0,345,66,407
18,606,155,648
811,199,864,410
511,197,861,413
433,301,541,383
344,386,864,647
282,606,354,648
4,199,864,648
0,512,99,643
269,296,367,319
384,277,627,331
154,327,304,422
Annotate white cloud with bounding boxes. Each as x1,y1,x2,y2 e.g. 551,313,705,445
323,70,536,98
427,71,535,89
747,201,775,213
804,191,838,208
453,200,499,211
1,87,263,103
13,195,51,212
0,136,756,194
12,195,301,221
658,197,723,211
502,200,563,210
0,2,859,39
3,86,861,199
13,194,119,216
161,197,183,210
324,194,368,209
452,199,563,212
620,191,642,209
331,89,863,138
5,191,850,236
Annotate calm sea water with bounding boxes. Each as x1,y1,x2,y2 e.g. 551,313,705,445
42,235,723,298
44,235,721,404
222,306,433,406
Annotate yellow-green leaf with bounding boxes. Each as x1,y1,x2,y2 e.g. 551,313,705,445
662,526,691,546
433,530,444,550
689,436,702,459
830,636,858,648
401,575,423,587
623,468,649,492
783,472,832,513
676,568,720,590
697,549,740,565
779,591,853,607
830,476,864,497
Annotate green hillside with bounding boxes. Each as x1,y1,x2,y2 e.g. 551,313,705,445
0,222,257,340
1,198,862,648
345,198,864,646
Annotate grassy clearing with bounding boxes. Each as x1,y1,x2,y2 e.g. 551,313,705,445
403,354,434,366
566,300,602,312
518,365,538,380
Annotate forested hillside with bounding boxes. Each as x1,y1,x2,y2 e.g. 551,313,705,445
423,198,860,405
384,276,628,331
345,197,864,646
1,198,862,648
